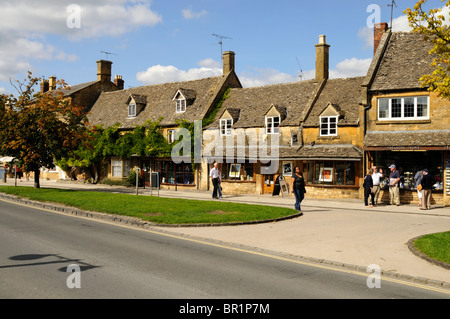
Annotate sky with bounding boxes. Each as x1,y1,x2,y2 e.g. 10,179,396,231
0,0,446,95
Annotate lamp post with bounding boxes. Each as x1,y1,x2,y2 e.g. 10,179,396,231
136,168,140,196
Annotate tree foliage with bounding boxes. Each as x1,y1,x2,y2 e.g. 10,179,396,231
406,0,450,98
0,73,87,188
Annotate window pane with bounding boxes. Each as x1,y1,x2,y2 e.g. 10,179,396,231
417,97,428,117
345,162,356,185
378,98,389,118
335,162,346,185
314,161,323,184
404,97,414,117
391,98,401,118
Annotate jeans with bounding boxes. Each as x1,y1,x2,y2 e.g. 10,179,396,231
212,183,222,198
293,188,304,211
364,189,375,206
212,178,220,198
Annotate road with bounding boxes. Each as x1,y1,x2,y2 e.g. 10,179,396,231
0,198,448,302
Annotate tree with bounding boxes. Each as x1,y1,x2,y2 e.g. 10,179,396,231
0,73,87,188
406,0,450,98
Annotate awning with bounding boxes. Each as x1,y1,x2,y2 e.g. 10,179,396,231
0,157,17,163
364,130,450,151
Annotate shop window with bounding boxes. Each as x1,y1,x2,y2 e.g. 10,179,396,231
159,161,194,185
378,96,429,120
220,162,255,181
320,116,338,136
304,160,356,186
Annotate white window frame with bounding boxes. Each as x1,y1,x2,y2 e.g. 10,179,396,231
167,129,176,143
320,115,338,137
377,96,429,121
128,103,137,117
220,118,233,136
111,158,123,177
265,116,280,134
176,98,186,113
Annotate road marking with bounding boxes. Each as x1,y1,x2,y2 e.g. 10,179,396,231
1,196,449,296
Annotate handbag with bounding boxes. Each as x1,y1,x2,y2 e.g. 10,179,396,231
417,184,422,191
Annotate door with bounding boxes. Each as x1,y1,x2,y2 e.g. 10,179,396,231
262,174,275,194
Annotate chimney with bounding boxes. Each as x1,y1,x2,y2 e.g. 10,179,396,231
223,51,235,74
315,35,330,82
97,60,112,82
374,22,388,55
114,75,124,90
49,76,56,91
40,79,49,93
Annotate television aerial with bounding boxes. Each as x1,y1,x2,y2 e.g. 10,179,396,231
296,57,304,81
212,34,232,57
101,51,118,60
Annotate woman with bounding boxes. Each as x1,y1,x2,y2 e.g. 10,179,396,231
291,166,306,212
414,170,423,206
364,168,375,207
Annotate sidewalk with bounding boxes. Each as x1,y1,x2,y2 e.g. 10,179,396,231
2,178,450,290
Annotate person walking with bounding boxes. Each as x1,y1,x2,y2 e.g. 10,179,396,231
210,162,221,199
420,169,434,210
364,168,375,207
371,166,383,206
291,166,306,213
414,170,423,206
388,164,401,206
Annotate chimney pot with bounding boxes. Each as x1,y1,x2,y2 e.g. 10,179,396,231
114,75,124,90
315,35,330,82
97,60,112,82
374,22,389,55
223,51,235,75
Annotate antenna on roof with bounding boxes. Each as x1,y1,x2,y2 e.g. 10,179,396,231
101,51,118,60
386,0,397,28
212,34,232,57
296,57,304,81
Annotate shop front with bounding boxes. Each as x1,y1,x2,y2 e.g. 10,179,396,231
365,146,449,206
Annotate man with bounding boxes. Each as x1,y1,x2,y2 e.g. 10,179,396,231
210,162,221,199
388,164,401,206
371,166,383,206
420,169,434,210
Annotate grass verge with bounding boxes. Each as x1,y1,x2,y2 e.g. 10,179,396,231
413,231,450,264
0,186,298,225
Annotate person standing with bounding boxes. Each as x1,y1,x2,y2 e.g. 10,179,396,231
414,170,423,206
371,166,383,206
291,166,306,212
364,168,375,207
420,169,434,210
210,162,221,199
388,164,401,206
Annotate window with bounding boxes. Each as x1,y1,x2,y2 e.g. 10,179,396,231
303,160,356,186
176,99,186,113
128,103,136,117
111,158,122,177
219,161,255,181
158,161,194,185
265,116,280,134
168,130,176,144
320,116,338,136
220,119,232,136
378,96,429,120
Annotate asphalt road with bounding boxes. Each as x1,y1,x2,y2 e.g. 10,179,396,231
0,198,448,301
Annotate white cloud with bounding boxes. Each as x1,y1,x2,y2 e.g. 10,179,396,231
330,58,372,79
182,8,207,20
239,68,298,88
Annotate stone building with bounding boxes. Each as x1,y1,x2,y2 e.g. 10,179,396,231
87,51,242,188
362,23,450,206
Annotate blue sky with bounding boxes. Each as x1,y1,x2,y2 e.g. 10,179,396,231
0,0,445,95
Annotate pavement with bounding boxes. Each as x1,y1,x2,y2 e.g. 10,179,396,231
1,178,450,291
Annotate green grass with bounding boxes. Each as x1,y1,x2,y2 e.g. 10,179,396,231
414,231,450,264
0,186,298,225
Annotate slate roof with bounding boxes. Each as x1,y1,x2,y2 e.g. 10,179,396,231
51,81,97,97
364,130,450,147
369,32,435,92
302,77,364,127
207,79,318,129
87,75,227,128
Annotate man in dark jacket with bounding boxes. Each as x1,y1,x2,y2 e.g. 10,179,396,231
420,169,434,210
364,169,375,207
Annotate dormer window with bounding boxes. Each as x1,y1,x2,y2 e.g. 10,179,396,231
265,116,280,134
220,119,232,136
176,98,186,113
128,103,137,117
320,115,338,136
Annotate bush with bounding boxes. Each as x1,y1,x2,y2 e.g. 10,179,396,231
125,170,143,187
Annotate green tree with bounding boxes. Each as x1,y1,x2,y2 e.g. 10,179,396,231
0,73,87,188
406,0,450,98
